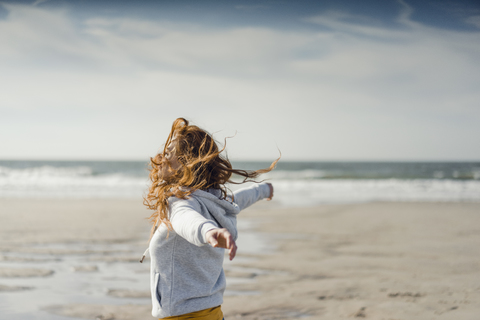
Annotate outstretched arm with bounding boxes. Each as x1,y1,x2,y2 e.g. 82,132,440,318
205,184,274,260
169,199,218,246
233,182,274,211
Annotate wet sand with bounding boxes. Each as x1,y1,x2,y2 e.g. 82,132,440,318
0,199,479,319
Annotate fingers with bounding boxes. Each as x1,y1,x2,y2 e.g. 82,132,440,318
223,231,237,260
206,230,219,247
223,230,237,260
229,241,237,260
210,236,218,247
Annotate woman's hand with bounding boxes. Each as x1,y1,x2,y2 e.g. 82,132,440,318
206,228,237,260
266,183,274,201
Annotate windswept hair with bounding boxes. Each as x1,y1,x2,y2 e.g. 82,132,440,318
143,118,279,238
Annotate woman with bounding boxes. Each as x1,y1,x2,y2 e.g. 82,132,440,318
143,118,278,319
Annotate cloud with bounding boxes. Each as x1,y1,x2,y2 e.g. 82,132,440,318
465,15,480,28
32,0,50,6
0,3,480,160
234,5,269,10
397,0,415,26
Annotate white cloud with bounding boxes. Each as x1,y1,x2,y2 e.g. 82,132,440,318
0,3,480,160
32,0,50,6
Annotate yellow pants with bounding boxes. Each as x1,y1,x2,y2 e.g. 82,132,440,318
160,306,223,320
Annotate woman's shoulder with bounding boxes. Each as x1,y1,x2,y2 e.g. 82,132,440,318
168,194,197,207
168,188,232,209
166,195,201,221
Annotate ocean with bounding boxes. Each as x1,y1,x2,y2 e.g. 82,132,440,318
1,160,479,206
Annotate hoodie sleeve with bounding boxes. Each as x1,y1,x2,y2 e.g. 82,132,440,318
169,198,219,246
232,183,271,211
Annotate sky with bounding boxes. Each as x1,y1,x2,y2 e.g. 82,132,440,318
1,0,479,161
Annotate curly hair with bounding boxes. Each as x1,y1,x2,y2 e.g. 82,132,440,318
143,118,279,238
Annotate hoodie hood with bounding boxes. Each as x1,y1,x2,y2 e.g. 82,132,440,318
188,188,240,240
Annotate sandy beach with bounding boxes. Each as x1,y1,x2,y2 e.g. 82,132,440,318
1,199,479,319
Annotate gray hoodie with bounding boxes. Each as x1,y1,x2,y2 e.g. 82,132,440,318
149,183,271,318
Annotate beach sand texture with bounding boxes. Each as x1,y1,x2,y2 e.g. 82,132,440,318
0,199,479,319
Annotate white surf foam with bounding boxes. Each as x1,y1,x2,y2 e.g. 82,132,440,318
0,166,148,199
2,166,480,205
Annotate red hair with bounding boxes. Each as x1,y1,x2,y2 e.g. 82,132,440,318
143,118,278,238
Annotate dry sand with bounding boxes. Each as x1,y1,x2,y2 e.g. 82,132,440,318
224,202,480,320
0,199,479,319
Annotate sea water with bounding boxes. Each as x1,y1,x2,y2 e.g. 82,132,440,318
1,160,479,205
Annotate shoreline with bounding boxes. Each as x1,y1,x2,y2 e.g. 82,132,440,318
0,200,479,319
